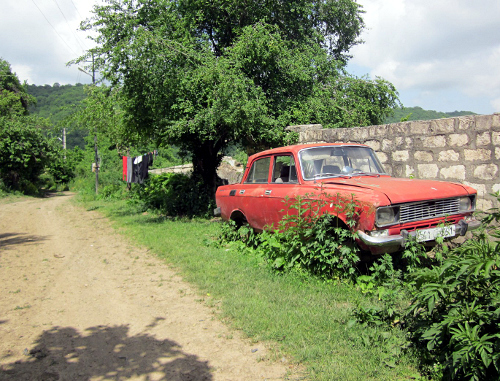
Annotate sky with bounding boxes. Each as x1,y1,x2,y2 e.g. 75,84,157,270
2,0,500,115
347,0,500,115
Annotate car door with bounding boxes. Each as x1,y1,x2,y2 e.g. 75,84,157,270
260,154,303,229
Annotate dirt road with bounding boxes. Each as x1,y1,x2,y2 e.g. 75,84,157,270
0,193,292,380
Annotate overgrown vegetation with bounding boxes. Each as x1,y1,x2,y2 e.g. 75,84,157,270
0,58,73,194
405,196,500,380
218,192,362,279
130,172,215,218
215,192,500,380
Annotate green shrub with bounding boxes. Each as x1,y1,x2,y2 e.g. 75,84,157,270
46,147,84,185
0,116,56,192
406,193,500,380
132,172,214,218
218,192,362,279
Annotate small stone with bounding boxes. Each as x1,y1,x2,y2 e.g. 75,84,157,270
251,348,258,353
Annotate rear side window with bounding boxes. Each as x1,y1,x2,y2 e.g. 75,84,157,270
244,157,271,183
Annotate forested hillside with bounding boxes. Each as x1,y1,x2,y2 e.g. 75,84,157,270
26,83,87,148
384,106,476,123
25,84,478,147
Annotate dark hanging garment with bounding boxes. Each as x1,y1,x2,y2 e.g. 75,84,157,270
139,154,150,184
131,155,142,183
126,153,154,184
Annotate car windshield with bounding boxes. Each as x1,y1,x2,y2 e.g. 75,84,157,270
299,146,387,180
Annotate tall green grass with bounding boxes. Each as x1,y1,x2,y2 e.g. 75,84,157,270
78,198,420,380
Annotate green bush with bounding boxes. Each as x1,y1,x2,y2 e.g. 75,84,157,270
217,188,500,380
218,192,361,279
46,147,84,185
0,116,56,192
407,194,500,380
132,172,214,218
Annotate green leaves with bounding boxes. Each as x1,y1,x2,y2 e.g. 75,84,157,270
406,216,500,380
0,58,35,118
0,115,57,191
131,172,214,218
219,192,362,279
72,0,401,199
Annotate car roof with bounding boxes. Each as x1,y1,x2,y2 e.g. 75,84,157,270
247,142,370,161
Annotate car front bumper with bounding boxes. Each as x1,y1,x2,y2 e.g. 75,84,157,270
357,218,481,252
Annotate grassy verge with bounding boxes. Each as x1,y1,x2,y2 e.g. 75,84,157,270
77,197,420,380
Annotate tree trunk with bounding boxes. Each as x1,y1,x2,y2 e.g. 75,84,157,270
191,140,224,200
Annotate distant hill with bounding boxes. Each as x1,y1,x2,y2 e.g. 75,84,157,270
27,83,87,148
384,106,476,124
26,84,478,146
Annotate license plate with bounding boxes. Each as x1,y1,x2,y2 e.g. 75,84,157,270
416,225,456,242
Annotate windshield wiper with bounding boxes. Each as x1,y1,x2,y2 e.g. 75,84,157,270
313,173,351,179
351,172,381,177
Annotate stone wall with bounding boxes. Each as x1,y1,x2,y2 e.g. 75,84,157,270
289,114,500,210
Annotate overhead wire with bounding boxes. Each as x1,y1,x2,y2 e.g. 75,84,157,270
30,0,96,84
30,0,80,57
68,0,84,20
51,0,88,52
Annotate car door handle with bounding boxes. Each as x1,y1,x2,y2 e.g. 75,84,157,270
264,190,272,195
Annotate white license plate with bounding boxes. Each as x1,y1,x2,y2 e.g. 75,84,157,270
416,225,456,242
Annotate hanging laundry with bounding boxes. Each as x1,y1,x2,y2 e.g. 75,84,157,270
122,156,127,181
122,152,155,184
127,156,133,183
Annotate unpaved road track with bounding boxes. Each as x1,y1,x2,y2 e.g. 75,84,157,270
0,194,292,380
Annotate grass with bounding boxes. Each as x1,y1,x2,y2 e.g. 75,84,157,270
76,197,420,380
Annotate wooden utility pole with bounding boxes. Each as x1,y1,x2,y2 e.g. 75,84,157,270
63,127,66,159
79,53,98,194
92,54,98,194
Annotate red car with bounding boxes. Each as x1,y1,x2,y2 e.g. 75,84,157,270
215,143,480,255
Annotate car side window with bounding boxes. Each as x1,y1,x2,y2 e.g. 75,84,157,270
272,155,297,183
244,157,271,183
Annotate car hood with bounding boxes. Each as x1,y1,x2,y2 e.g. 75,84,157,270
321,176,472,205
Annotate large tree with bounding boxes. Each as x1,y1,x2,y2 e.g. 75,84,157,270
76,0,399,196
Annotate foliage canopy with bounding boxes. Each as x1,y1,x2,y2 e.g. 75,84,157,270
0,58,72,192
76,0,400,195
0,58,35,118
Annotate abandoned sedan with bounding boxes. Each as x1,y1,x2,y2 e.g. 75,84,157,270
214,143,480,255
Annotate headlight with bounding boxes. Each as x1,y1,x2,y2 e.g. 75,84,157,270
376,206,399,227
459,196,475,212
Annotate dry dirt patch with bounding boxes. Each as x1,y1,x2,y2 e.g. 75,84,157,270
0,193,294,380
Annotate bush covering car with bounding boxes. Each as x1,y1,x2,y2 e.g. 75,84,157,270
215,143,480,255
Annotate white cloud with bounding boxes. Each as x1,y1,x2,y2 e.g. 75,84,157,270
1,0,98,85
10,64,33,84
491,99,500,113
2,0,499,114
350,0,500,114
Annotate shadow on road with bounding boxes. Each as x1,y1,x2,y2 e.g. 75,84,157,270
0,233,48,249
0,322,212,380
40,190,73,199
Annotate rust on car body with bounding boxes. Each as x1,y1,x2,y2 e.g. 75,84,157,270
215,143,479,255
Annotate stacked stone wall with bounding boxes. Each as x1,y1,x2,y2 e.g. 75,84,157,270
291,114,500,210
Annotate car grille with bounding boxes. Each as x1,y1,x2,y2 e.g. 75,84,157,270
399,198,460,223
